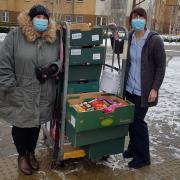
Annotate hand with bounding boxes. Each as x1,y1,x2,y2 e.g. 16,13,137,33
35,64,59,83
148,89,157,103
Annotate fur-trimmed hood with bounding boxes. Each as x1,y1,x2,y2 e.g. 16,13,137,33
18,11,57,43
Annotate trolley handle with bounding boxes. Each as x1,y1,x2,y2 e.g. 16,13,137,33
103,63,119,72
103,25,128,72
78,79,89,84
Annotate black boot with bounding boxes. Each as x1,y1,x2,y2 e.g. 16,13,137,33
128,158,151,169
122,150,133,159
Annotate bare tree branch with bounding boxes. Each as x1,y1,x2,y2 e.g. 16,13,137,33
132,0,146,9
136,0,146,6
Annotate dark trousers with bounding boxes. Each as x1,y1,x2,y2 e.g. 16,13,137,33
126,91,150,161
12,126,41,156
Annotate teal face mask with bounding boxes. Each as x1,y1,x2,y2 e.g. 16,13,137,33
131,18,146,31
33,18,48,32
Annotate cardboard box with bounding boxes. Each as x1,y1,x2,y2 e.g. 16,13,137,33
70,23,90,31
66,92,134,133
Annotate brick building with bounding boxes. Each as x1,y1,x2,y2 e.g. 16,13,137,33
0,0,111,29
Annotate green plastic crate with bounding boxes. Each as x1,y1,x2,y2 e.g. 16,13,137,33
84,137,125,160
67,81,99,94
66,92,134,133
70,28,103,46
69,46,105,65
66,122,128,147
68,65,102,82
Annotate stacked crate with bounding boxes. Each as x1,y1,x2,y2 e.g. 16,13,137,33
68,27,105,93
66,92,134,160
66,25,134,160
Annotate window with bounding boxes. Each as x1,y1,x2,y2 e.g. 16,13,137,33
76,0,84,3
1,12,9,22
96,17,101,26
102,17,107,26
96,16,107,26
65,15,71,22
172,6,177,15
177,16,180,21
66,0,72,2
111,0,126,9
111,0,121,9
76,16,83,23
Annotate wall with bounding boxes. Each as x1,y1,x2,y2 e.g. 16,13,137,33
0,0,15,11
95,0,111,16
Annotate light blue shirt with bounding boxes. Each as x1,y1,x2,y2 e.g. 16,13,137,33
126,30,150,96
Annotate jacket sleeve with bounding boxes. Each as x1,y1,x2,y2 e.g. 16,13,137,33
152,35,166,91
0,30,17,91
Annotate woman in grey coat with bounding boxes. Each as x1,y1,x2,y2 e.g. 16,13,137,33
123,8,166,168
0,4,62,175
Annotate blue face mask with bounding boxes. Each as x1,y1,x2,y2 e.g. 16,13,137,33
33,18,48,32
131,19,146,32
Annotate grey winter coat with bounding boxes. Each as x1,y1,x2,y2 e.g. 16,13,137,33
123,31,166,107
0,12,61,127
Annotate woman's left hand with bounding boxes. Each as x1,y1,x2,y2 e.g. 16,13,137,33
148,89,157,102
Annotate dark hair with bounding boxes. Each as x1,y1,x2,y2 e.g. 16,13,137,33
129,7,147,25
28,4,50,20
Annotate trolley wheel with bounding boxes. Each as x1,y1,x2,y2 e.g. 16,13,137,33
50,160,65,169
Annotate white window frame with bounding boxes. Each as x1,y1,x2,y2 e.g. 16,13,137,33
96,16,107,26
65,15,71,22
76,0,84,3
76,16,83,23
1,12,9,23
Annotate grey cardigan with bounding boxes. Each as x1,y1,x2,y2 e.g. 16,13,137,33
123,31,166,107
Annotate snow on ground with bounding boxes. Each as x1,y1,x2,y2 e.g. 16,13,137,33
103,36,180,47
0,33,7,42
98,57,180,169
147,57,180,160
164,42,180,45
147,57,180,133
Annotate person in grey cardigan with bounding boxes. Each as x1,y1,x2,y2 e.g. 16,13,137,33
0,4,62,175
123,7,166,168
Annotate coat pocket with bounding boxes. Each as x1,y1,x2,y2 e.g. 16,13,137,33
16,75,40,109
7,87,24,107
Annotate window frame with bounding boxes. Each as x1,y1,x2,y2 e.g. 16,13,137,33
76,0,84,3
76,16,83,23
1,11,9,23
66,0,72,3
65,15,72,22
96,16,107,26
